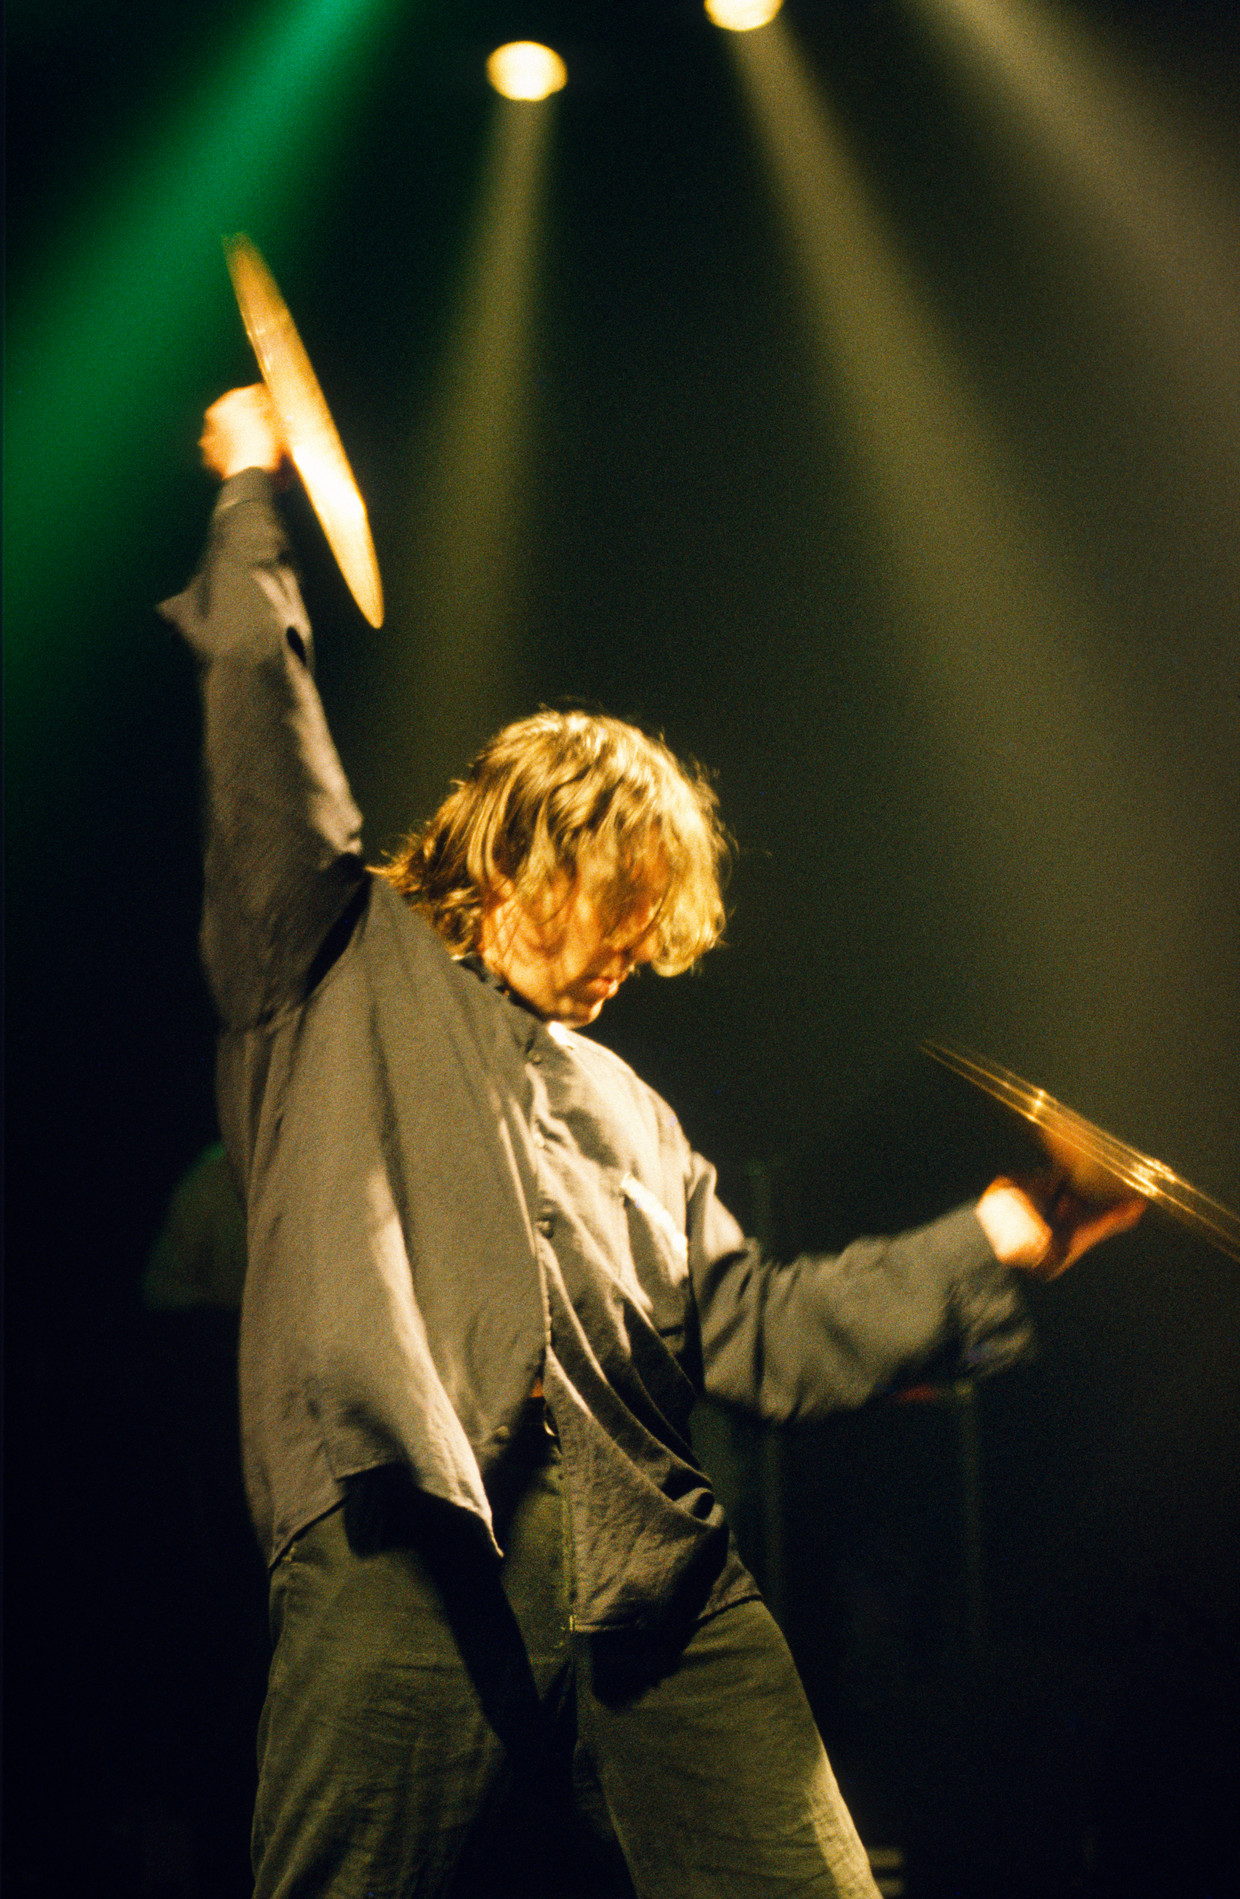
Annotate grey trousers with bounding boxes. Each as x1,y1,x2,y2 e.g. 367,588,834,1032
251,1419,878,1899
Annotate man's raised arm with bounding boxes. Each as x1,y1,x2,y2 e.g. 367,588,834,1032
160,385,366,1029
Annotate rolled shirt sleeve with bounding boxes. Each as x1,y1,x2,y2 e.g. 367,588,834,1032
686,1152,1033,1422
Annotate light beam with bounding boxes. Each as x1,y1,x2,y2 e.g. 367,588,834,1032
909,0,1240,454
6,0,409,713
722,12,1204,1116
372,89,559,837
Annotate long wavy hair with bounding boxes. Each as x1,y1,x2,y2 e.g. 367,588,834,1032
377,711,730,975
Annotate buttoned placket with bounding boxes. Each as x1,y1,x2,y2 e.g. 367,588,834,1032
520,1022,580,1626
525,1030,559,1245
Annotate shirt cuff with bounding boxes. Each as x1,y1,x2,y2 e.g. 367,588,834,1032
213,466,278,516
975,1181,1052,1270
942,1201,1036,1377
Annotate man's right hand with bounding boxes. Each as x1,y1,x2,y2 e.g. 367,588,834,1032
199,384,287,481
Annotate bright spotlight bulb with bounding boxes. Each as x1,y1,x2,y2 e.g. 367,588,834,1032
486,42,567,101
705,0,783,28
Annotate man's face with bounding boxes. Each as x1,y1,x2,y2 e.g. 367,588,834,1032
480,852,668,1026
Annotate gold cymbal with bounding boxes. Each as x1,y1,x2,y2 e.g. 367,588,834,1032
923,1041,1240,1262
224,234,384,628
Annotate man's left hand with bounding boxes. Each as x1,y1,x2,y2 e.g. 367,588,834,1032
977,1175,1145,1279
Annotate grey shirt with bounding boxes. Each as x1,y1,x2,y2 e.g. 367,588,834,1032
163,469,1032,1632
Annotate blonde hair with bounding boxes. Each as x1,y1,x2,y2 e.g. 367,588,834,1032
378,711,729,975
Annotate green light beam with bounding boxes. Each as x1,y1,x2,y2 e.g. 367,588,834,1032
6,0,410,702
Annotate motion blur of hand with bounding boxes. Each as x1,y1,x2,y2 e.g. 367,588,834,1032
199,383,287,481
977,1174,1145,1280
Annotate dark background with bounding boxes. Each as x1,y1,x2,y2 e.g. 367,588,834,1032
6,2,1239,1893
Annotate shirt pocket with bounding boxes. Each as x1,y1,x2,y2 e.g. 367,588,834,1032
617,1169,691,1341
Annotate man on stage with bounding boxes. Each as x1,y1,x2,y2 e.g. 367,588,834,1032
166,384,1140,1898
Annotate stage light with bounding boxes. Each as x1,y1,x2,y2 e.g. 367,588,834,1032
486,42,567,101
706,0,783,30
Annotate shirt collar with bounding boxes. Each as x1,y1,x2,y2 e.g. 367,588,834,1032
458,951,545,1021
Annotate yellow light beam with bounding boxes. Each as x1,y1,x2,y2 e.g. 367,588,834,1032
910,0,1240,450
374,92,558,836
724,14,1194,1063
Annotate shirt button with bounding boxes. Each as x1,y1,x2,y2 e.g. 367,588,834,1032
537,1211,555,1237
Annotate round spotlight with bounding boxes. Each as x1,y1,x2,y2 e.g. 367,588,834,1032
705,0,783,29
486,42,568,101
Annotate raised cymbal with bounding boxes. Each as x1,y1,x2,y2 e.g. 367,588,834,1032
923,1041,1240,1262
224,234,384,628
